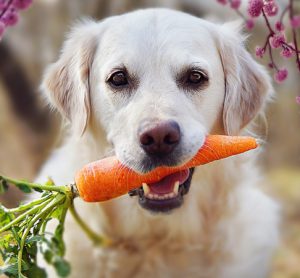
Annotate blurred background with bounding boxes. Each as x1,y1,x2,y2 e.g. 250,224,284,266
0,0,299,277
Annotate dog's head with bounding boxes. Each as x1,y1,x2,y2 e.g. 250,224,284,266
42,9,272,214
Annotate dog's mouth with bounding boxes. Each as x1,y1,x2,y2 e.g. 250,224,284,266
129,168,195,213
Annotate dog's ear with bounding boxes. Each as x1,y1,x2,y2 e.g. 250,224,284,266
215,22,273,135
41,20,100,134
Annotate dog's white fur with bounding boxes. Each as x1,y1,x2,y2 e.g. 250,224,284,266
36,9,279,278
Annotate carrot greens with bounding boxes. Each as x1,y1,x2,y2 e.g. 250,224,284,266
0,176,106,278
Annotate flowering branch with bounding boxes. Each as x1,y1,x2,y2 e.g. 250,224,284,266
216,0,300,103
0,0,32,40
289,0,300,71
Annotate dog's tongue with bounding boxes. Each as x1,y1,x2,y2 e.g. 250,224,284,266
148,169,190,194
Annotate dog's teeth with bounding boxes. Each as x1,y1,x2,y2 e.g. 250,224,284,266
173,181,180,195
142,183,150,195
145,183,181,200
148,193,154,199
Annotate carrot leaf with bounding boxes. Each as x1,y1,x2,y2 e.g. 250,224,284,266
0,178,8,194
53,258,71,277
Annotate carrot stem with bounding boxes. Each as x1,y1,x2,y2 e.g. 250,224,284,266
0,198,53,233
17,193,66,277
0,176,68,194
69,204,110,247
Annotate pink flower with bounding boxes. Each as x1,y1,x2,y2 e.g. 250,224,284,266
275,21,284,31
290,15,300,29
296,96,300,104
217,0,227,4
0,0,33,39
0,21,5,38
274,68,288,83
1,8,19,26
269,33,286,48
230,0,241,9
248,0,264,17
0,0,7,9
245,19,255,30
280,44,294,58
263,1,278,16
12,0,32,10
255,46,265,58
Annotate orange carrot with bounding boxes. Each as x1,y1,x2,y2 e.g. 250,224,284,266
75,135,258,202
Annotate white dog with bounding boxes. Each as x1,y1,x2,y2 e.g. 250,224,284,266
37,8,279,278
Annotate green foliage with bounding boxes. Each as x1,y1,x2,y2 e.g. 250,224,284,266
0,176,74,278
0,205,11,226
0,175,105,277
0,177,8,194
15,182,32,193
53,259,70,277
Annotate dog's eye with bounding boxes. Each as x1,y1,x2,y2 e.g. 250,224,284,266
187,70,206,84
178,68,209,92
108,71,129,87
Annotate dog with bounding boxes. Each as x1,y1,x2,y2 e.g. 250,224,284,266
36,8,279,278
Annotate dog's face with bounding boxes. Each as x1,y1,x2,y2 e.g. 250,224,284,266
43,9,271,214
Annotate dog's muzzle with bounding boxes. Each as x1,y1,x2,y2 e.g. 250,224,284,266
129,168,195,213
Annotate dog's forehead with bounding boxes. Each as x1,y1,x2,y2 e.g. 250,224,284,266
98,9,218,69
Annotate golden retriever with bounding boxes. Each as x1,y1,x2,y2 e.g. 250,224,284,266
36,8,279,278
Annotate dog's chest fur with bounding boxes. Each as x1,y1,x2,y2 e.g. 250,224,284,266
91,163,235,278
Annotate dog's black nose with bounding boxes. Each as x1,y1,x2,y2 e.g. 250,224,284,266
138,120,181,156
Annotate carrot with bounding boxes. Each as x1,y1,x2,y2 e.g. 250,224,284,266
75,135,258,202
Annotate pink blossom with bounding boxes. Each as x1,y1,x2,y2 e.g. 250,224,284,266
269,33,286,48
230,0,241,9
263,1,278,16
0,0,33,38
296,96,300,104
290,15,300,29
268,63,274,69
274,68,288,83
1,8,19,26
0,0,7,9
280,44,294,58
255,46,265,58
12,0,32,10
275,21,284,31
217,0,227,4
245,19,255,30
248,0,264,17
